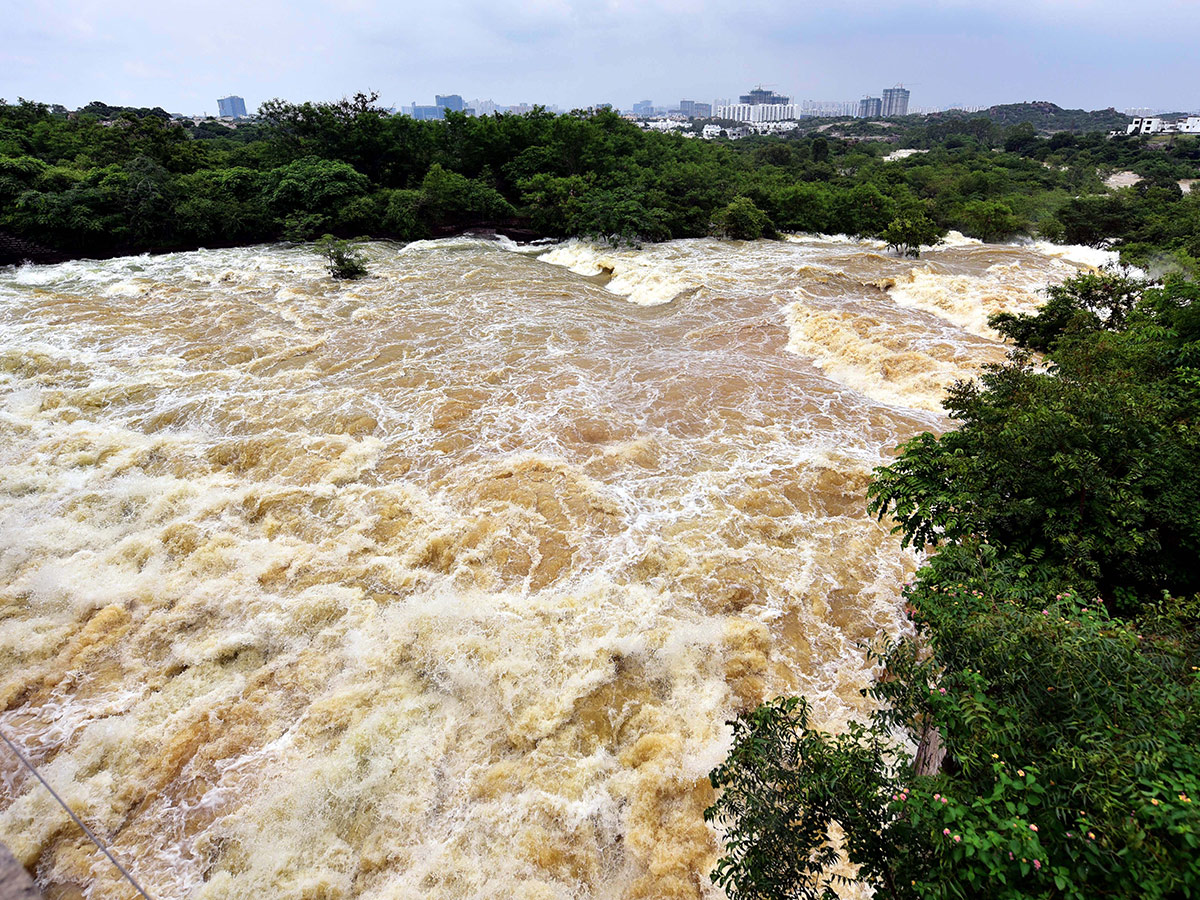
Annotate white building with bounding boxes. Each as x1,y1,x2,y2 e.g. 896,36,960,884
715,103,797,123
1129,117,1166,134
1126,116,1200,135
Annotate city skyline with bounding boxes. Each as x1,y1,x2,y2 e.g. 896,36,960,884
3,1,1197,116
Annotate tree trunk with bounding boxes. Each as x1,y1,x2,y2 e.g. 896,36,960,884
913,718,946,776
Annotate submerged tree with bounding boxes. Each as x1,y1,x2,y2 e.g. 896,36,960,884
314,234,368,279
883,213,943,257
711,196,777,241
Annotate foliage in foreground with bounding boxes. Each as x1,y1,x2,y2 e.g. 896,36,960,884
707,273,1200,899
708,592,1200,900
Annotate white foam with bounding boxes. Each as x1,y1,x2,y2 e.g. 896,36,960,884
785,233,889,249
0,236,1064,900
935,230,983,249
1029,240,1121,269
537,240,692,306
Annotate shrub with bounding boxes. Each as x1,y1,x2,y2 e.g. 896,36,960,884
314,234,367,279
711,196,777,241
708,589,1200,900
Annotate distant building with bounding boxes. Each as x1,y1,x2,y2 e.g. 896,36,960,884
882,87,910,117
411,104,443,120
716,103,796,123
800,99,857,117
1126,116,1200,135
739,86,790,106
436,94,464,112
858,96,882,118
676,100,713,118
216,95,247,118
632,99,654,116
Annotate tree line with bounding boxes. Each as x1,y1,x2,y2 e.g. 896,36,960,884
1,94,1198,267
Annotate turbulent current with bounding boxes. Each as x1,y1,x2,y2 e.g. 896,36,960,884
0,234,1112,900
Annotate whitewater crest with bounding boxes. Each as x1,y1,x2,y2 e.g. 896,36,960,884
1,235,1090,900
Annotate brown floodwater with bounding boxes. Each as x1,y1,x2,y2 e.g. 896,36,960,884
0,233,1112,899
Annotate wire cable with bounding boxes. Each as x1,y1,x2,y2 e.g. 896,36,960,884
0,727,152,900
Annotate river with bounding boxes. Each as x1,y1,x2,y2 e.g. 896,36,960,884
0,234,1110,899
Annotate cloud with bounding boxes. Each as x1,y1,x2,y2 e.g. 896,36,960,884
2,0,1196,112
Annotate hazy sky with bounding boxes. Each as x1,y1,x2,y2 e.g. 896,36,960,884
4,0,1198,115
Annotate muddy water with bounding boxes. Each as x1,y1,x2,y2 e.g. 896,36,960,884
0,234,1108,900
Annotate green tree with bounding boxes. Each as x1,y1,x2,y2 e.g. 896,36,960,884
269,156,370,239
314,234,368,279
418,162,515,225
883,212,944,257
708,593,1200,900
960,199,1024,242
708,272,1200,900
831,183,895,237
711,196,777,241
706,698,898,900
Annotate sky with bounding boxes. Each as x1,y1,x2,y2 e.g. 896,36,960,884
3,0,1198,115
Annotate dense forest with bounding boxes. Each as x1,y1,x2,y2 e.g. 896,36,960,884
1,94,1199,269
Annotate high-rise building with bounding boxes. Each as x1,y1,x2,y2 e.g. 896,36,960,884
882,87,910,117
858,96,882,118
674,100,713,118
436,94,465,112
632,99,654,116
216,95,247,118
739,86,790,106
469,98,499,116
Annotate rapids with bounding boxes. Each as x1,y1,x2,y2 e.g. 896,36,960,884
0,235,1112,899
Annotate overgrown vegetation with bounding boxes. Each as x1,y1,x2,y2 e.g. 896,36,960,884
1,95,1198,267
705,272,1200,898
